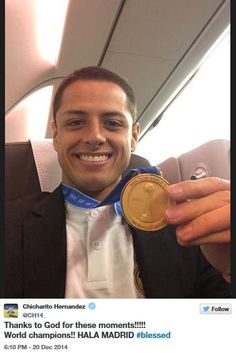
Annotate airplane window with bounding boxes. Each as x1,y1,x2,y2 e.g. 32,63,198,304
136,28,230,165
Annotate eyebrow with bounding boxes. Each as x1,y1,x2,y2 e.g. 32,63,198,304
61,110,87,117
61,110,126,118
102,111,126,118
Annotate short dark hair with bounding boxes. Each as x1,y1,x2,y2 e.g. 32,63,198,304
53,66,137,121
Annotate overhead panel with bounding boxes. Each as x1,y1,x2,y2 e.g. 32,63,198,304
136,0,230,135
55,0,123,75
102,0,224,119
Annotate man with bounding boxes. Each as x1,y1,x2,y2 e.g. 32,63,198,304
5,66,230,298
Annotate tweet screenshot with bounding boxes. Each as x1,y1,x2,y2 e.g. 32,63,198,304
0,299,234,353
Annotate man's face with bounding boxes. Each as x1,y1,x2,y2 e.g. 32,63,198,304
52,80,140,201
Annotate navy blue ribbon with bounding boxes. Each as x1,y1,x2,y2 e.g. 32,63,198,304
62,166,161,215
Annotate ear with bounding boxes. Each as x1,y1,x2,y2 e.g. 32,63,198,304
51,120,58,152
131,123,140,152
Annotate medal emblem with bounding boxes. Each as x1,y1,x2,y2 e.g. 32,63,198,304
121,173,173,231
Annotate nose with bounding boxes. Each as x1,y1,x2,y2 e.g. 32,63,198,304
84,119,106,146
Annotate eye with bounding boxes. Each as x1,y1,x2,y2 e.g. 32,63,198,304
105,119,123,130
66,119,84,128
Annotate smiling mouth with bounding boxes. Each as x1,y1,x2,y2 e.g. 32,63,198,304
76,153,112,162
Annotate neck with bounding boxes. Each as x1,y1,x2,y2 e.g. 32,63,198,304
82,188,113,202
62,179,121,203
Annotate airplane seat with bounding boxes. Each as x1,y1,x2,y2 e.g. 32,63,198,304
5,139,230,202
158,139,230,182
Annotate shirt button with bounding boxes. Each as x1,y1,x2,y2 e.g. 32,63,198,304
90,210,99,218
93,241,101,250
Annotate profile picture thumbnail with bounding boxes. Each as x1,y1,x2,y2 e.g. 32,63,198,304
4,304,18,318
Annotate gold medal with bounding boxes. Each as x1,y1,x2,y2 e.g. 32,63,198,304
121,173,173,231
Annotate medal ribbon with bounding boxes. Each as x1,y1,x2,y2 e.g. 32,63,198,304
62,166,161,214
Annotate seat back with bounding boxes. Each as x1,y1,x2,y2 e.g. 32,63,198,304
158,139,230,183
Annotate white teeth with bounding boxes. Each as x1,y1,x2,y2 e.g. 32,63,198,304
79,154,109,162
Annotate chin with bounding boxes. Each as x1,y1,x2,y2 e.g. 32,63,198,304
82,176,118,194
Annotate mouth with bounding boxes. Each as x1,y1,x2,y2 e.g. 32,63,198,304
75,153,113,163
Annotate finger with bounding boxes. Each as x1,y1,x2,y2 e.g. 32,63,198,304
174,204,230,241
166,177,230,202
176,229,230,246
164,190,230,224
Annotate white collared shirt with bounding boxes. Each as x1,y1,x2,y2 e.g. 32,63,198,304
64,203,144,298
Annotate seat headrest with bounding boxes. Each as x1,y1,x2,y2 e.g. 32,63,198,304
31,140,62,192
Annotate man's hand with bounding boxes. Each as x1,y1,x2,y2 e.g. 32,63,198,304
164,177,230,281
